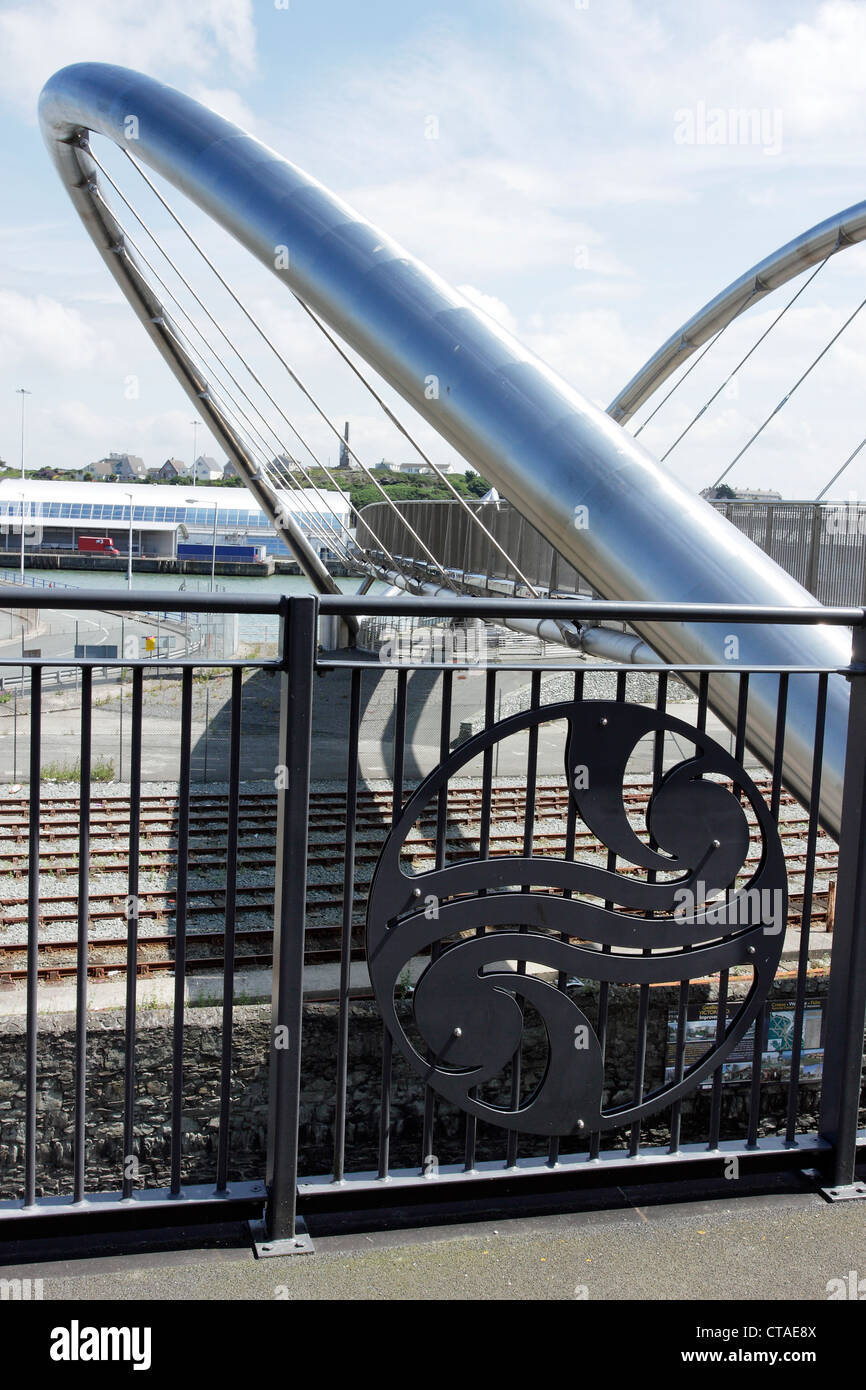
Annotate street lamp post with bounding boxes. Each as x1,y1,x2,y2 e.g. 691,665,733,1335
124,490,134,590
15,388,31,480
190,420,199,489
186,495,218,592
18,491,25,583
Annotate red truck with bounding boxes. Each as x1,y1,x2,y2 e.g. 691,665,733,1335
78,536,120,556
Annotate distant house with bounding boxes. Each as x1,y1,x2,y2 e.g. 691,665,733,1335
89,452,147,481
377,460,429,475
193,455,222,483
702,485,783,502
223,460,239,479
270,453,300,482
151,458,186,481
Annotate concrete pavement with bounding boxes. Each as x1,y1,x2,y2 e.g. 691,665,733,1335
4,1177,865,1301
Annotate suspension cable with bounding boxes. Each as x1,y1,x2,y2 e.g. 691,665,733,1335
631,324,731,438
292,297,541,596
711,288,866,489
87,161,406,577
816,434,866,500
101,212,365,570
107,224,362,572
100,143,459,591
122,140,537,594
157,317,359,566
660,257,831,463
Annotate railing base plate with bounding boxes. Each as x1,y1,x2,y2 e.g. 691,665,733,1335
249,1216,315,1258
818,1181,866,1203
802,1169,866,1202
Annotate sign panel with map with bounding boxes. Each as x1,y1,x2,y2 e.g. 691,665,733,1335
664,998,825,1088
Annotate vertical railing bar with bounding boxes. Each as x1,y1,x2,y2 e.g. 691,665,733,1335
464,668,496,1173
216,666,243,1192
668,985,690,1154
785,673,828,1144
747,672,788,1147
122,667,143,1199
24,666,41,1208
506,669,541,1169
169,666,193,1196
264,596,316,1242
378,667,407,1181
422,669,453,1169
73,666,92,1204
478,669,496,876
708,673,749,1150
333,668,362,1184
819,624,866,1187
770,673,789,821
670,672,709,1153
548,668,583,1167
696,671,709,732
590,667,627,1160
629,671,667,1158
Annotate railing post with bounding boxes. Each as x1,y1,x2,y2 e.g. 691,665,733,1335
817,618,866,1194
806,503,822,597
254,594,317,1255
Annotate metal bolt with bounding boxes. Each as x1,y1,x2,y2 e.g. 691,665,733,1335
576,1119,585,1130
599,717,608,727
712,839,721,849
746,945,756,956
412,887,422,898
453,1026,463,1038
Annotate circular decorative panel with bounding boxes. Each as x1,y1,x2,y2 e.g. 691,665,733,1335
366,699,787,1137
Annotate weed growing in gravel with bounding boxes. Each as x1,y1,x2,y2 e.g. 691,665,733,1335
41,757,115,782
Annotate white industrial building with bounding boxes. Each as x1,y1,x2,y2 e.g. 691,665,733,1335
0,479,353,561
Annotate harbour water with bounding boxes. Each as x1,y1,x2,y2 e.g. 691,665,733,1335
9,568,375,644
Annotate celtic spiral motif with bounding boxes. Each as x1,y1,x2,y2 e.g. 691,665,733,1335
366,699,787,1137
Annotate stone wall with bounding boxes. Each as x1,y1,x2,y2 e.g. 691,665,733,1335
0,969,861,1200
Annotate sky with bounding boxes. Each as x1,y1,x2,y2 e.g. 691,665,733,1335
2,0,866,498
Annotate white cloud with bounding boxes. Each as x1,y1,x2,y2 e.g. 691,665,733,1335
455,286,518,335
523,306,647,407
0,289,113,369
744,2,866,135
4,0,866,501
0,0,257,119
188,85,258,134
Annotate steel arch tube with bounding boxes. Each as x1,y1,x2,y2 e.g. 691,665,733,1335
39,63,852,836
607,200,866,425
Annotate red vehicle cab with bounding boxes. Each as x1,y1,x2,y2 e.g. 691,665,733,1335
78,536,120,556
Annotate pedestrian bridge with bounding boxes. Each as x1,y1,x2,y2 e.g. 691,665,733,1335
356,496,866,607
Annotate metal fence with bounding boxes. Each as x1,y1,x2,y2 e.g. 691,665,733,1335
0,589,864,1252
709,499,866,607
357,498,866,605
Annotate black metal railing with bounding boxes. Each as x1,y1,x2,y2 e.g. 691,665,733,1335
0,589,863,1250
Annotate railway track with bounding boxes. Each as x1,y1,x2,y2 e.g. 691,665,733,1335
0,778,838,988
